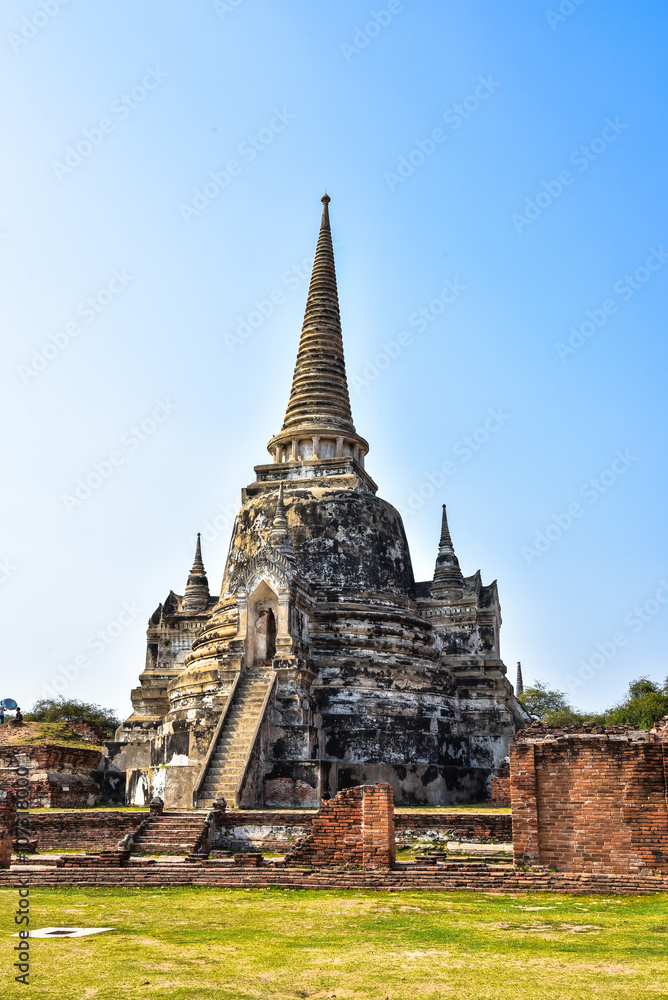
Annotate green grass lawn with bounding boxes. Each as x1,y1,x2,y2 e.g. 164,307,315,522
2,887,666,999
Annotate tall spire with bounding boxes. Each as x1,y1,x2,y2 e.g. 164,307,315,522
266,195,369,472
182,533,210,612
282,194,354,433
432,505,464,594
515,661,524,697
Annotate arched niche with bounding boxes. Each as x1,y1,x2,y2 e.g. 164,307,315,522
246,580,278,666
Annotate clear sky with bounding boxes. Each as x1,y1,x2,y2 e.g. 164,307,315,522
1,0,667,720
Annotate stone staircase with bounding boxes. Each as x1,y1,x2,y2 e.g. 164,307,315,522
131,811,207,855
196,667,274,808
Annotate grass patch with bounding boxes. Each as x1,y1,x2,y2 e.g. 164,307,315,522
2,886,666,999
0,722,101,751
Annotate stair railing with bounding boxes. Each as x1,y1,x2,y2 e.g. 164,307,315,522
232,671,277,809
191,670,242,808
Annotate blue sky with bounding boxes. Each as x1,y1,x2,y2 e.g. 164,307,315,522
1,0,667,719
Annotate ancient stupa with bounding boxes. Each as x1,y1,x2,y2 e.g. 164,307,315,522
118,195,525,808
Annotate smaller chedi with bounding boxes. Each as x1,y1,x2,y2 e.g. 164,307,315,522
118,195,526,809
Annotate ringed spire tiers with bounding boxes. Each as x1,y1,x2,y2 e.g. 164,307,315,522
266,194,370,472
432,505,465,595
182,533,210,612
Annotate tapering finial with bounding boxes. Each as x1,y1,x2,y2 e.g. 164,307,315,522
439,505,453,548
269,483,293,553
192,532,204,570
274,482,288,529
320,192,331,229
266,193,370,477
182,532,210,612
432,504,464,594
516,661,524,697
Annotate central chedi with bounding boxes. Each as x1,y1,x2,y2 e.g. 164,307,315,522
119,195,525,808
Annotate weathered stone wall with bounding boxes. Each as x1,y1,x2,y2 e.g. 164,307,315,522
511,726,668,874
126,764,201,809
285,783,395,868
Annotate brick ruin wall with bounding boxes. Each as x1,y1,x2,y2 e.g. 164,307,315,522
490,760,510,807
0,789,16,867
285,783,396,868
0,744,102,773
0,744,106,809
63,719,108,743
27,810,148,851
511,726,668,874
14,807,510,853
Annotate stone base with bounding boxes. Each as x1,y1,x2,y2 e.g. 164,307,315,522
126,765,201,809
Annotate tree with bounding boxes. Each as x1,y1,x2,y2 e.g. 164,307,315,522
519,682,570,721
604,677,668,729
518,681,602,727
23,698,121,737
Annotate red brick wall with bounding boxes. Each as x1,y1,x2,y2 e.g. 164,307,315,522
490,760,511,807
0,744,101,774
511,729,668,874
394,811,511,842
65,720,107,744
27,775,101,809
28,810,147,851
0,789,16,867
23,806,509,853
285,783,395,868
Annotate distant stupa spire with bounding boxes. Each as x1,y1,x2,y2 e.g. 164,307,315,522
515,661,524,697
268,483,293,554
432,505,464,594
182,533,210,612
